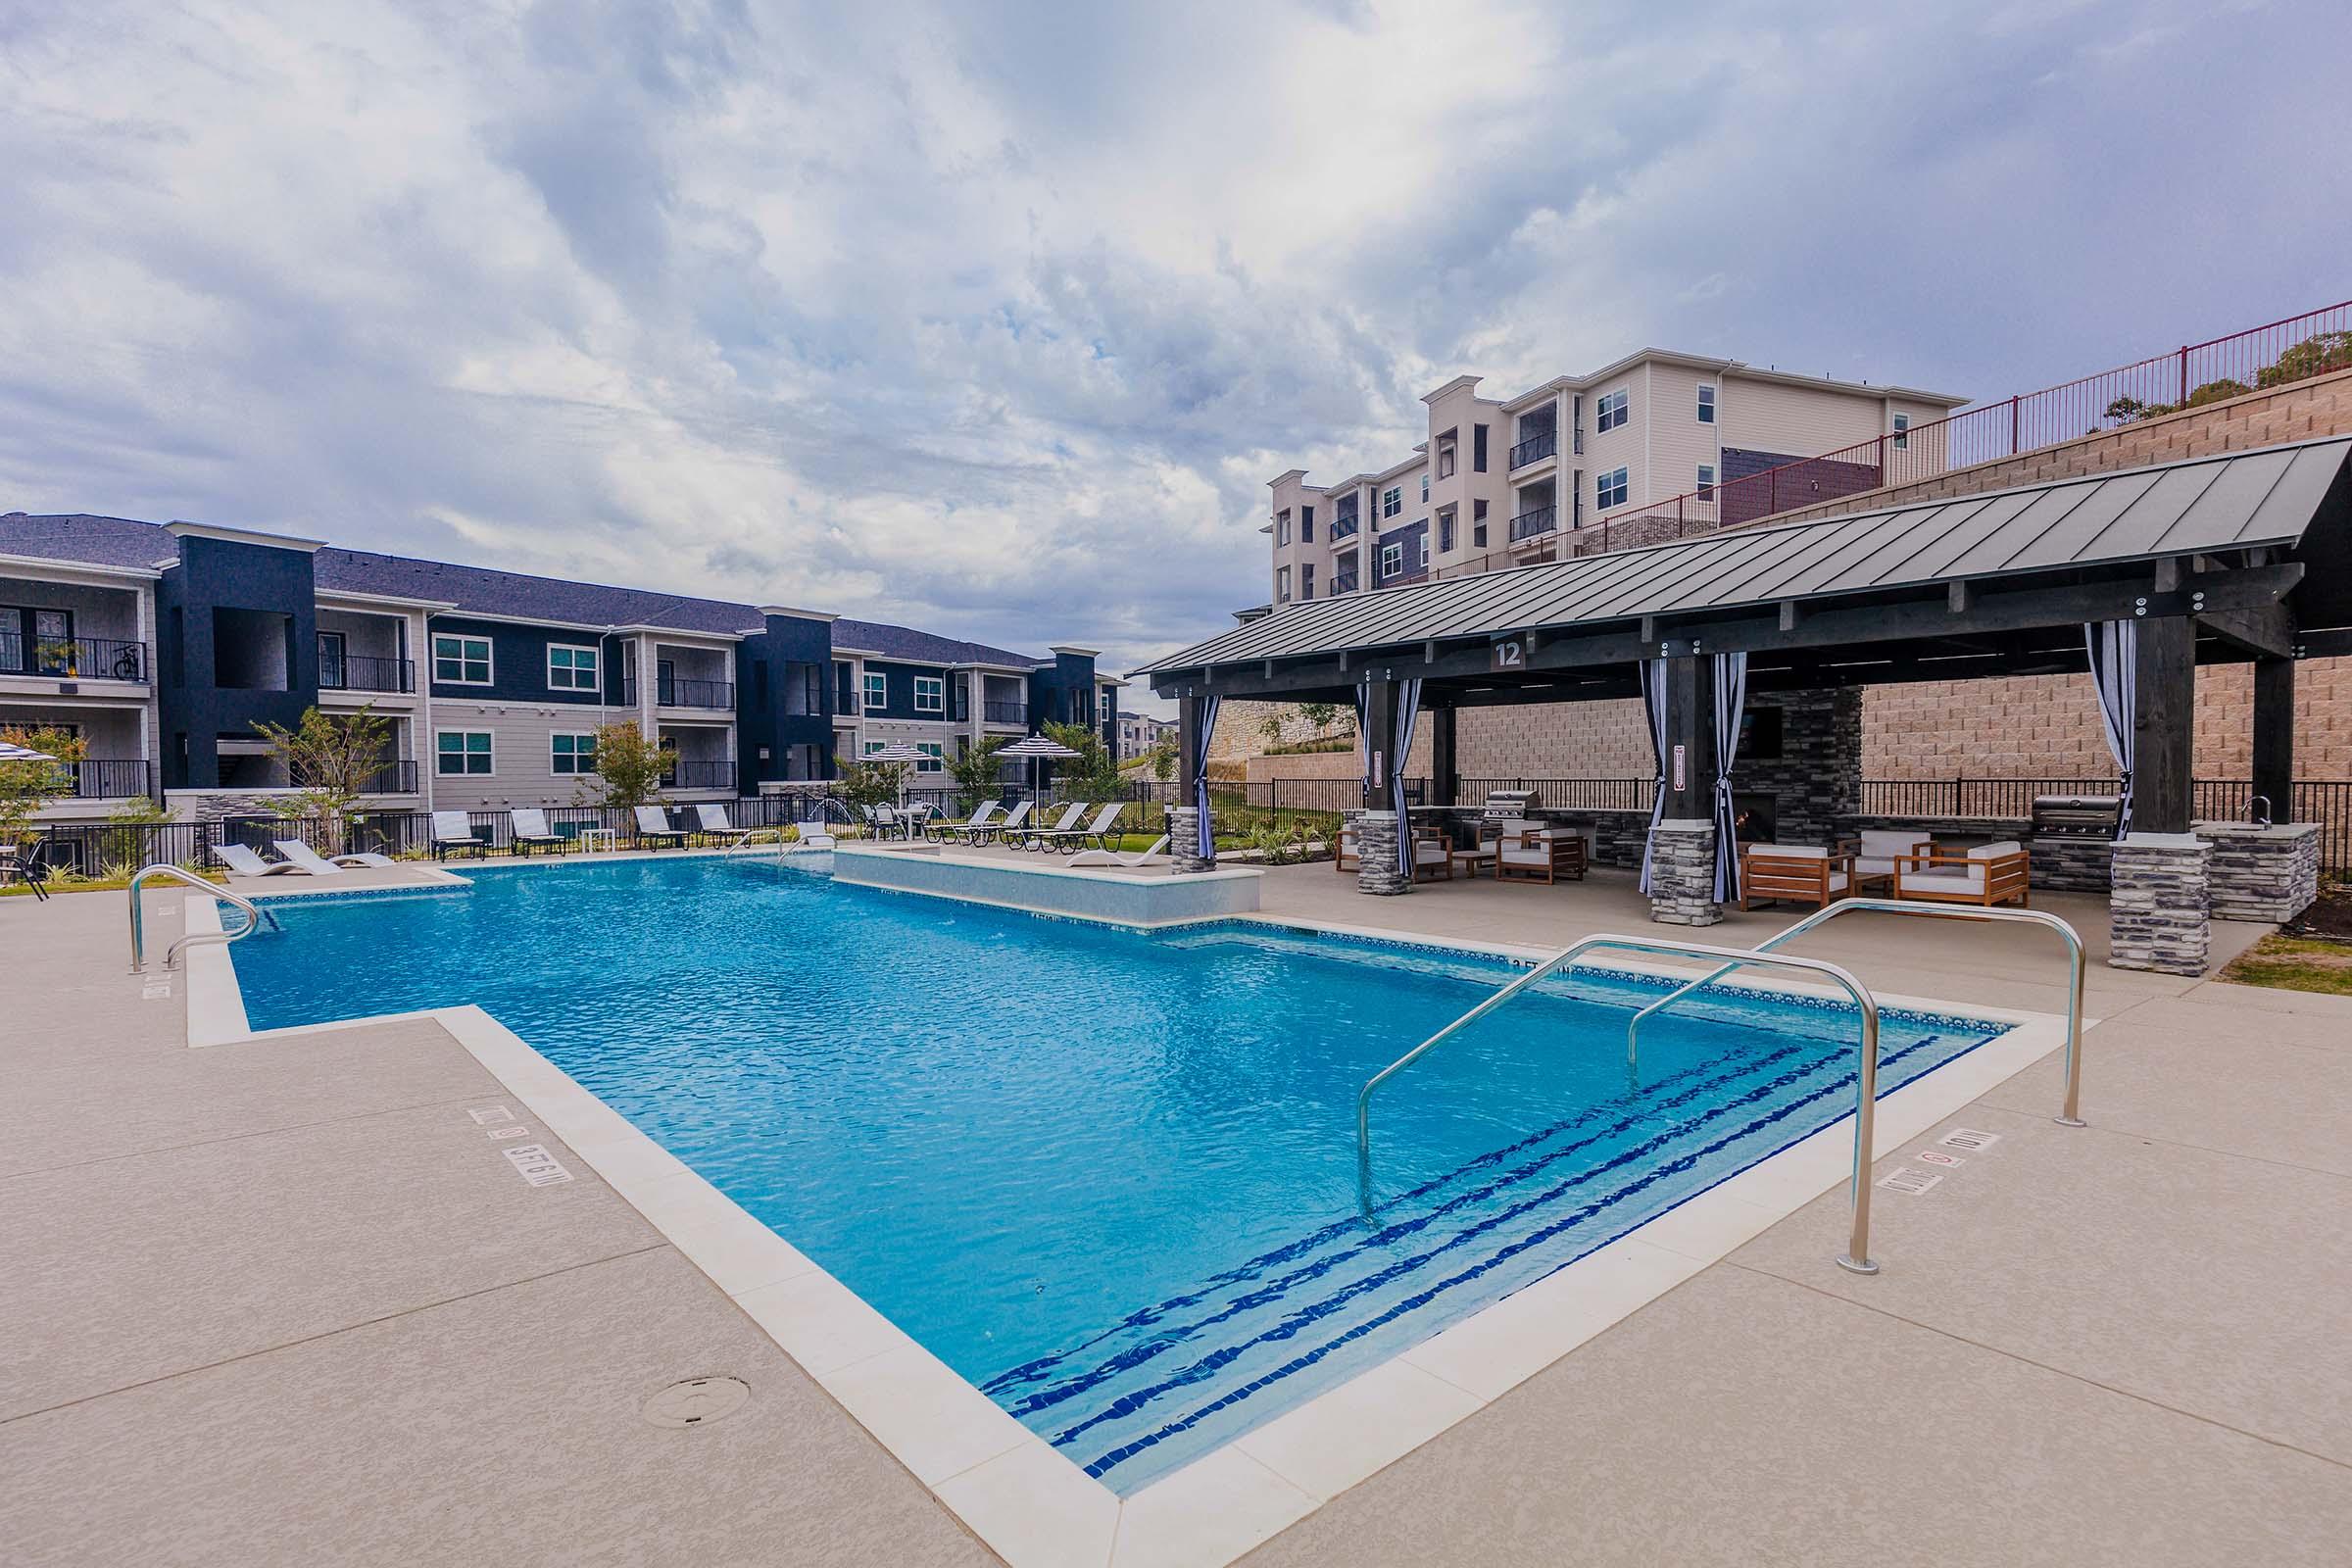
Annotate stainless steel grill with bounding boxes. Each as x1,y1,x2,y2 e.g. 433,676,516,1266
2031,794,2123,839
1481,788,1543,822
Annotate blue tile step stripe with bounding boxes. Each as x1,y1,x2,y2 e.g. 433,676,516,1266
984,1020,1989,1494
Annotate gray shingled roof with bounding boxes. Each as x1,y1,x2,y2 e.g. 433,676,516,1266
0,512,1049,664
1138,437,2352,675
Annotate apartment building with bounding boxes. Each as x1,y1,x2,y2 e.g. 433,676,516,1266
1266,352,1965,602
1113,712,1178,758
0,513,1119,822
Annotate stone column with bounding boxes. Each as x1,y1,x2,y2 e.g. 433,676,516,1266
1647,818,1722,926
2108,833,2211,975
2195,822,2320,923
1168,805,1215,874
1354,809,1408,896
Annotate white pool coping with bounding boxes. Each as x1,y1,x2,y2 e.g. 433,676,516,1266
179,878,2081,1568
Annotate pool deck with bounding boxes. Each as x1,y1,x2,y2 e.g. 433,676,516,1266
5,855,2350,1564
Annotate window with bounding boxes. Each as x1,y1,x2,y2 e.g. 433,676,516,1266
862,670,888,711
913,675,944,713
1275,510,1291,546
1276,565,1291,603
1473,423,1488,473
1696,385,1716,424
1892,413,1910,450
1696,464,1716,498
1300,563,1314,600
317,630,347,689
435,730,493,776
1382,486,1402,517
1436,435,1456,480
1473,499,1489,547
1380,540,1403,579
551,732,598,774
1420,472,1429,503
547,643,600,692
1438,508,1456,554
1596,466,1629,510
1300,505,1314,541
916,742,944,773
432,634,491,685
1595,388,1629,432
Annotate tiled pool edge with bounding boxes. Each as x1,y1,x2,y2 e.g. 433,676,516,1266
180,889,2077,1568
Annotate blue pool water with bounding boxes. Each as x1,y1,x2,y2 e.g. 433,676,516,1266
232,857,2006,1492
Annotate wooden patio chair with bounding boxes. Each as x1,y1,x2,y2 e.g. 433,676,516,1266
1739,843,1855,910
1894,840,2032,907
1494,822,1586,884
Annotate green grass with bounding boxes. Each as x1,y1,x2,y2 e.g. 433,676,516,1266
2219,933,2352,997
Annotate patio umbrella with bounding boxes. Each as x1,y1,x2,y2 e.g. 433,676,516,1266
861,741,928,812
997,733,1082,803
0,739,58,762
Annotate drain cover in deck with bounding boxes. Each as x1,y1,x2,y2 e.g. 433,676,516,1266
643,1376,751,1429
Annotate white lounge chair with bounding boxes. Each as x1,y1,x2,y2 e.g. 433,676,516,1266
634,805,687,850
1068,834,1169,869
791,814,836,850
509,808,565,856
272,839,404,875
1038,801,1125,855
214,842,312,877
432,810,490,858
927,801,1002,843
1014,802,1087,851
693,803,759,847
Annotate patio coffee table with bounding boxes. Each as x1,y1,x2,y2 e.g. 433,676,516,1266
577,828,620,855
1449,845,1497,878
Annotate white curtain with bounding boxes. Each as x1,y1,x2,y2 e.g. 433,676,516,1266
1637,657,1669,894
1192,694,1221,858
1710,652,1749,901
1353,680,1373,804
1393,678,1424,876
2085,621,2135,838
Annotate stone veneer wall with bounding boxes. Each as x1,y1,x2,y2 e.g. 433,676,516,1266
1351,810,1407,895
1732,690,1860,849
2108,838,2212,975
1646,820,1721,925
2196,823,2322,922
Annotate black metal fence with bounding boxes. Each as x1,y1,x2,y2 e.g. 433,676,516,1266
1860,776,2352,871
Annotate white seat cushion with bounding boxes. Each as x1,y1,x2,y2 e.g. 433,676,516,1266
1498,847,1549,865
1970,840,2024,859
1901,865,1986,893
1750,843,1827,858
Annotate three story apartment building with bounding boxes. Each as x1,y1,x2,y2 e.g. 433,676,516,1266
0,513,1120,823
1266,351,1965,603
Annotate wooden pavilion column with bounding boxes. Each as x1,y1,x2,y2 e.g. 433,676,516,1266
1648,654,1722,926
2251,655,2295,824
1171,689,1214,873
2111,614,2208,973
1428,704,1458,809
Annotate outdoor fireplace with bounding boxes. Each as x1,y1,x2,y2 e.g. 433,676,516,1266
1733,792,1778,844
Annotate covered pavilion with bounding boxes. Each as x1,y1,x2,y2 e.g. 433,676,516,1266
1138,436,2352,973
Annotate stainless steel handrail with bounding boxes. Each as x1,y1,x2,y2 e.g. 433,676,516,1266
1355,932,1886,1276
1625,899,2085,1127
127,863,278,973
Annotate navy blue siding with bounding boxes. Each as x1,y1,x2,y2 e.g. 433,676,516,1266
422,615,617,705
158,536,319,789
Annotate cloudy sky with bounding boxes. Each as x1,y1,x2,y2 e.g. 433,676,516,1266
3,0,2345,711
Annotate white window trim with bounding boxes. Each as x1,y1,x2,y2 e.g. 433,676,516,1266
1892,413,1911,450
913,675,945,713
1380,540,1404,577
1596,387,1630,433
435,728,495,778
862,671,889,713
546,642,600,693
1696,385,1716,423
432,633,493,687
1597,466,1630,511
551,731,598,774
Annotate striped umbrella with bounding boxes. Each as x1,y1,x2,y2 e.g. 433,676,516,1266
861,741,929,811
0,739,58,762
997,733,1082,800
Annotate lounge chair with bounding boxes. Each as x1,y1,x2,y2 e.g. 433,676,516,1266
1895,840,2031,907
431,811,491,858
791,814,836,850
927,802,1002,843
693,803,760,848
509,808,565,856
970,799,1031,845
633,805,688,850
1046,802,1127,855
273,840,401,874
1739,843,1853,910
1494,821,1586,884
215,843,314,877
1846,829,1931,896
1014,803,1087,852
1068,834,1169,869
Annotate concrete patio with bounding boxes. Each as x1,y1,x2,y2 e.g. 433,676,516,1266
3,858,2347,1565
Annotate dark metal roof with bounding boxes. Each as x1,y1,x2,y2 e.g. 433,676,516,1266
1138,437,2352,675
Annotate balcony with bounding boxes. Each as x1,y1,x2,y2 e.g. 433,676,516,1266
661,759,737,791
1508,429,1557,469
0,633,148,683
318,653,416,694
1329,513,1359,541
358,760,419,795
1508,505,1558,542
622,675,737,710
1330,574,1359,596
52,759,153,799
983,700,1028,725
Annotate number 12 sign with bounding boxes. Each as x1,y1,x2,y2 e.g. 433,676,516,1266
1490,637,1525,672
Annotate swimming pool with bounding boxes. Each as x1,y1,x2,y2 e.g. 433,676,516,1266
230,857,2010,1493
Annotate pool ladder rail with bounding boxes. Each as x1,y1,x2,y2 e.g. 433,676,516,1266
1355,906,2087,1277
127,863,280,975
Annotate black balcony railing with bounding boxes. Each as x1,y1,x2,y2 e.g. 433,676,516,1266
318,653,416,693
983,700,1027,724
358,760,419,794
0,632,148,682
622,676,736,709
56,759,153,799
1508,505,1558,542
1330,574,1359,596
1329,514,1359,540
1508,429,1557,469
660,759,737,790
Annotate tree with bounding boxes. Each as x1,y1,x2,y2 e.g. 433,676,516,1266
946,736,1009,812
1296,701,1350,736
0,723,86,851
1043,720,1121,801
1145,736,1178,783
2256,331,2352,390
251,705,391,851
833,753,905,813
582,722,667,808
